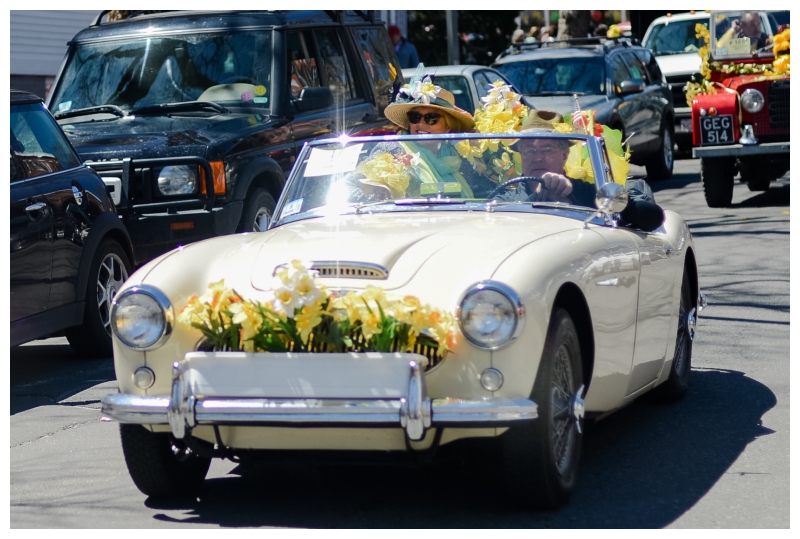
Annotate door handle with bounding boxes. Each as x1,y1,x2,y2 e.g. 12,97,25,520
25,202,46,212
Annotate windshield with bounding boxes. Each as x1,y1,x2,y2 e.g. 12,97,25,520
710,11,783,60
644,18,709,55
275,134,605,225
50,30,272,115
495,57,605,96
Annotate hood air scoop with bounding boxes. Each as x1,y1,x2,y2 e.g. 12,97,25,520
273,261,388,280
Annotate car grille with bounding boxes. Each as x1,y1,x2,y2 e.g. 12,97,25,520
274,261,388,280
666,74,694,108
768,80,790,130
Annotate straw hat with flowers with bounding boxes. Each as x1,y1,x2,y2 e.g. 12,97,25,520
385,64,475,132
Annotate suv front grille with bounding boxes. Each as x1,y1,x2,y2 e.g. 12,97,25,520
768,80,790,130
666,74,694,108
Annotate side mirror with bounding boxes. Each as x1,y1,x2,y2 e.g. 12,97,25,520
293,87,334,112
618,78,646,96
690,72,703,83
595,182,629,215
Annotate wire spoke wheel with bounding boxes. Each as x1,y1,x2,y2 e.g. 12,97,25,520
550,344,576,476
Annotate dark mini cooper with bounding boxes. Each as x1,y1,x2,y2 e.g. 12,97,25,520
11,90,133,357
47,10,403,266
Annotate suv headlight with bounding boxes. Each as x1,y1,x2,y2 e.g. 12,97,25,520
457,281,525,350
741,89,764,113
111,286,173,350
157,165,197,196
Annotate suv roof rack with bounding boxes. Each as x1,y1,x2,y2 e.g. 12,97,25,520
496,35,640,61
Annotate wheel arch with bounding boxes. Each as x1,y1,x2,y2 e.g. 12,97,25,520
552,282,595,390
232,156,285,203
75,212,134,300
684,246,699,311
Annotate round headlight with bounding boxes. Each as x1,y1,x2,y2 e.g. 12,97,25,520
111,286,173,350
457,281,525,350
741,89,764,113
157,166,197,196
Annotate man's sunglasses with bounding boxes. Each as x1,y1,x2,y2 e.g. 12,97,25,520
407,111,442,126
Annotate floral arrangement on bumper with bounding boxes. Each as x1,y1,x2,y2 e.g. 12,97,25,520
685,23,790,107
177,261,456,357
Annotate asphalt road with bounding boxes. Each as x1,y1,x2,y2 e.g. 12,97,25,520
9,158,790,528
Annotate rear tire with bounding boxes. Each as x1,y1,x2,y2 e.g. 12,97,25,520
739,158,772,191
501,308,584,509
645,123,674,181
654,266,693,402
237,188,276,232
66,238,131,358
119,424,211,499
701,157,735,207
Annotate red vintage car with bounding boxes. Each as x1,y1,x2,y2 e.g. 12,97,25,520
691,10,789,207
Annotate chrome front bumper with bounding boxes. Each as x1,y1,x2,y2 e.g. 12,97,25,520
102,352,537,442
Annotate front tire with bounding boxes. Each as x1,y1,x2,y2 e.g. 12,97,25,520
237,188,276,232
65,238,131,358
501,308,584,509
655,266,693,401
119,424,211,499
645,123,674,181
701,157,735,207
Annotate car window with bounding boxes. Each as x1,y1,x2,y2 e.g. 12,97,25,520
644,19,709,55
351,27,403,115
10,103,81,182
473,71,491,98
435,76,475,113
634,49,664,84
608,54,632,89
314,28,358,103
496,56,606,96
622,52,647,83
287,31,320,100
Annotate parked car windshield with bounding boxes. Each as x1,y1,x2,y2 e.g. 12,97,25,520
710,11,783,60
50,30,272,115
495,57,606,96
275,134,603,225
644,18,709,55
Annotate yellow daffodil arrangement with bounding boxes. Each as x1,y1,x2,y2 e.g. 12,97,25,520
356,151,420,198
178,261,456,357
455,80,530,183
686,22,790,107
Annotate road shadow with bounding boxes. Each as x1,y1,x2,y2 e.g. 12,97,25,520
142,368,776,528
10,340,115,415
649,172,699,193
734,183,790,208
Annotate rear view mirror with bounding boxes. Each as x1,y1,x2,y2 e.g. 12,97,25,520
294,87,334,112
618,78,645,96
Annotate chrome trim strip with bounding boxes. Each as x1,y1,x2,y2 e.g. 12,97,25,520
273,261,388,279
100,394,170,423
110,285,174,351
455,280,526,351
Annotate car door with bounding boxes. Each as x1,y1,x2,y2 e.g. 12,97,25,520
623,50,665,152
608,52,648,156
350,26,403,120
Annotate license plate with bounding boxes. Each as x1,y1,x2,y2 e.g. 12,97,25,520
700,115,734,145
679,119,693,133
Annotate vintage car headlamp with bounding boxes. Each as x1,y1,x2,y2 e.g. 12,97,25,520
111,286,173,350
457,281,525,350
741,89,764,113
157,166,198,196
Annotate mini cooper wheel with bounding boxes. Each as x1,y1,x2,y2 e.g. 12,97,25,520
238,187,276,232
655,266,693,402
119,424,211,499
65,238,131,358
501,308,584,509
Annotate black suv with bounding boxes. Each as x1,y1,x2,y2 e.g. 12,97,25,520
493,37,675,180
47,10,403,265
11,90,134,357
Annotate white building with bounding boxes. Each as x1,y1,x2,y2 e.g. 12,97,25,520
10,10,100,99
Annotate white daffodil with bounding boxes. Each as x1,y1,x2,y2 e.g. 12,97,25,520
410,79,439,104
267,285,301,318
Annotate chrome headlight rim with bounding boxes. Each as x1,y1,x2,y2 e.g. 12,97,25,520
156,165,198,196
741,88,764,113
110,285,174,351
456,281,526,351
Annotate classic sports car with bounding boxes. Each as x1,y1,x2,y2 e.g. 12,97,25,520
102,131,704,508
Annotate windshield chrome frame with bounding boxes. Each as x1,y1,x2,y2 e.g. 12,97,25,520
271,132,612,228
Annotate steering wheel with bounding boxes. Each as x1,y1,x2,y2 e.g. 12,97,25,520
220,76,256,85
487,176,544,199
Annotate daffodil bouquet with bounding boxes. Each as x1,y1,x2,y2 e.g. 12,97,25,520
356,151,418,199
177,261,455,357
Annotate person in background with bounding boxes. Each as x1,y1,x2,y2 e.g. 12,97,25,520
512,29,526,44
388,25,420,69
594,24,609,37
540,24,558,42
525,26,540,43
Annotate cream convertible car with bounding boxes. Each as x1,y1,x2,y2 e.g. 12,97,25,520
102,132,704,508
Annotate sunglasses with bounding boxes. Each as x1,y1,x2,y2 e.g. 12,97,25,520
407,111,442,126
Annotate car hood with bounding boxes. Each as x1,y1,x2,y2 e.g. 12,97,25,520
523,95,612,121
58,112,276,161
654,53,703,76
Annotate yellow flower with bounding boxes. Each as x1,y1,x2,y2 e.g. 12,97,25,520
607,24,621,38
229,300,263,343
295,301,325,343
553,122,574,134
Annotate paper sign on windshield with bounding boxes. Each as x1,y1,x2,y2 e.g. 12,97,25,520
305,144,364,177
726,37,752,55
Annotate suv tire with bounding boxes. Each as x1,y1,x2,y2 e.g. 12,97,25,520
739,158,772,191
238,188,276,232
645,123,674,181
65,238,131,358
701,157,735,207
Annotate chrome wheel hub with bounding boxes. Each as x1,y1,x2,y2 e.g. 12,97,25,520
253,209,271,232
